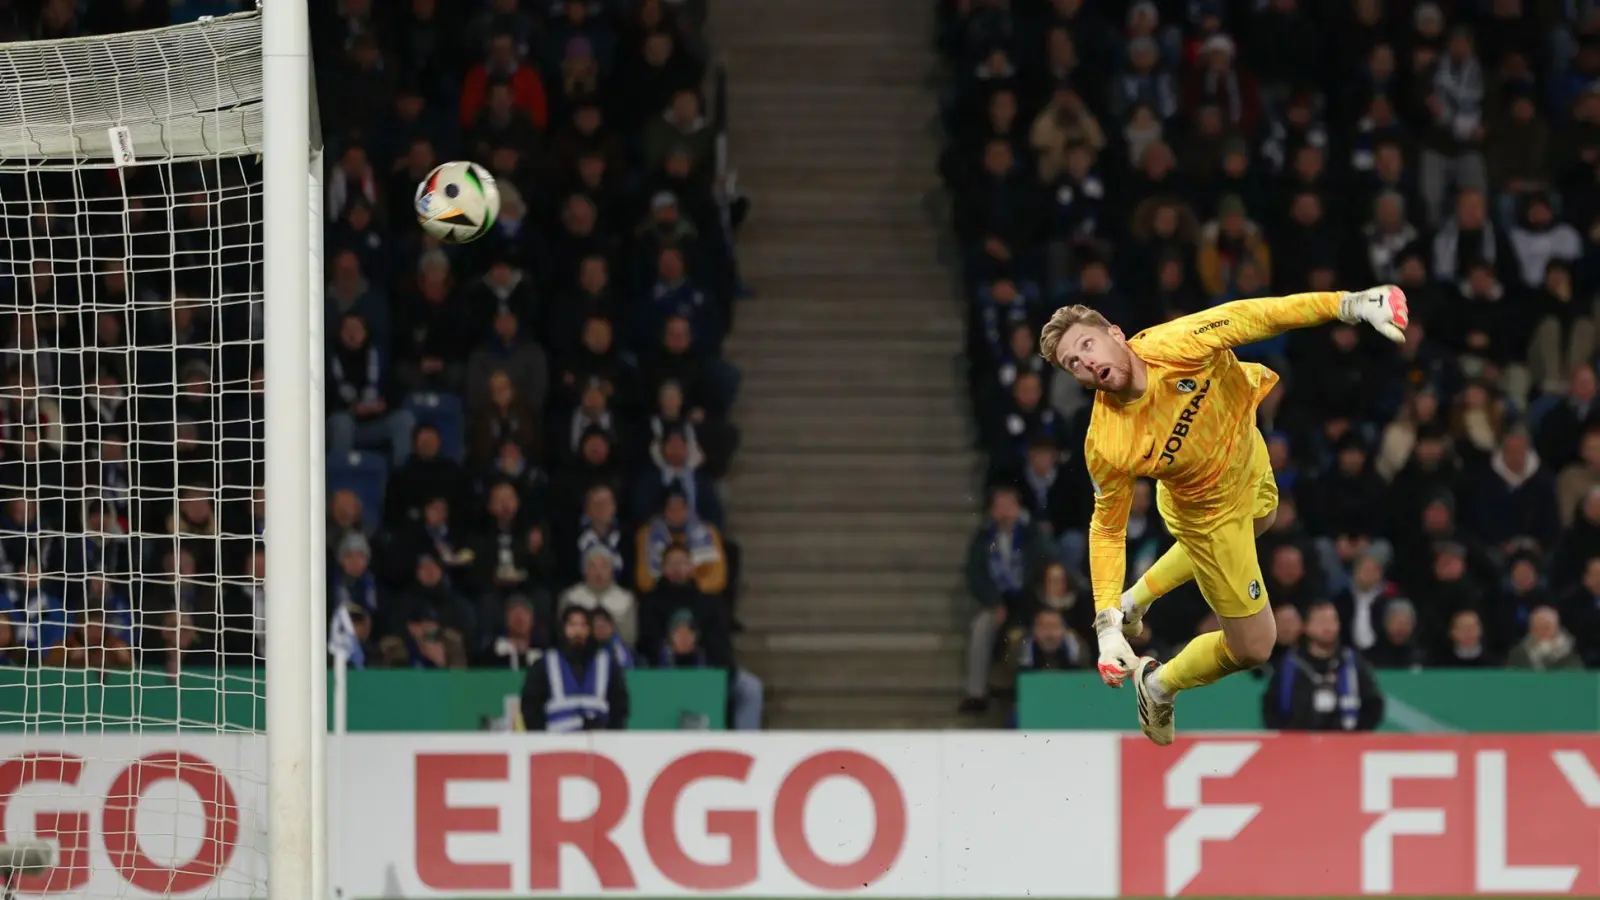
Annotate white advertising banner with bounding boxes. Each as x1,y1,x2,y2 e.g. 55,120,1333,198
334,732,1122,899
0,733,268,899
0,732,1121,899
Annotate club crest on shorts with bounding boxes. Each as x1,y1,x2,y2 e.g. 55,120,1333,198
1176,378,1198,393
1247,579,1262,600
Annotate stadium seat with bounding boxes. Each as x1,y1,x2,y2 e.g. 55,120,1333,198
404,392,466,462
327,451,389,523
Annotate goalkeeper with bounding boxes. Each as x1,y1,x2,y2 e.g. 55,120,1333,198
1038,287,1408,745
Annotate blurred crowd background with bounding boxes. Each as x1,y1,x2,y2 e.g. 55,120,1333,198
0,0,762,727
943,0,1600,712
12,0,1600,733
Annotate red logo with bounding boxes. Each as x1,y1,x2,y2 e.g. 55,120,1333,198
413,749,908,893
1120,735,1600,896
0,751,241,895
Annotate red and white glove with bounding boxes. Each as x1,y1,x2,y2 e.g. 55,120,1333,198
1339,284,1409,343
1094,608,1139,687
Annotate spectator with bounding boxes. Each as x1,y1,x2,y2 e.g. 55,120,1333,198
653,608,764,730
561,545,638,646
590,606,635,668
470,482,550,619
1508,605,1584,669
459,31,549,132
476,595,548,669
386,554,475,667
519,606,628,731
385,425,470,527
394,253,473,395
1332,550,1403,652
327,314,416,466
638,544,725,659
1471,429,1559,551
1262,600,1385,731
634,488,728,596
326,249,390,350
566,484,627,584
466,308,548,417
633,426,722,526
470,370,543,466
1417,28,1488,226
1016,607,1085,671
1438,607,1499,667
1364,598,1427,669
961,487,1054,713
1196,195,1271,299
644,89,713,173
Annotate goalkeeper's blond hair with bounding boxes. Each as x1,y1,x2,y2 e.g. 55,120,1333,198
1039,305,1113,370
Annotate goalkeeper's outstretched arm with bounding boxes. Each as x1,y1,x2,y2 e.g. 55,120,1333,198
1085,450,1141,685
1142,287,1408,361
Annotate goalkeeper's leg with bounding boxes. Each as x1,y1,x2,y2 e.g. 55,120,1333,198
1132,517,1278,745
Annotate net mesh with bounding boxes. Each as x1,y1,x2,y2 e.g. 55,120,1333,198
0,11,268,899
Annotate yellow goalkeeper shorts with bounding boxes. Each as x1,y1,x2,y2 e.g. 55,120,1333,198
1155,429,1279,618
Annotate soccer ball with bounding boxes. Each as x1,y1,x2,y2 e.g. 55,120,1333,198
414,161,501,244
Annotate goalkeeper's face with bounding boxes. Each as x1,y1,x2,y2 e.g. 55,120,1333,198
1058,323,1135,393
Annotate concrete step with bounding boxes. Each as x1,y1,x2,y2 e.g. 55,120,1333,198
739,223,949,253
736,188,932,226
731,481,977,515
734,271,961,298
732,381,966,405
737,393,967,421
768,685,992,720
731,449,977,479
768,709,1000,730
734,509,977,538
731,319,964,345
740,630,963,654
743,647,964,692
720,22,933,46
739,423,972,454
739,339,960,368
736,244,942,278
748,568,963,595
732,528,960,570
731,134,939,164
739,538,965,575
738,598,963,633
730,83,938,114
732,303,961,329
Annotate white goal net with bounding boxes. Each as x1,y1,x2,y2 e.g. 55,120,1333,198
0,11,285,899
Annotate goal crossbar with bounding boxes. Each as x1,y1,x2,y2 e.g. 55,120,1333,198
0,11,264,165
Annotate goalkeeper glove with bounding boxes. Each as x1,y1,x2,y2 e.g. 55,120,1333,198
1094,608,1139,687
1339,284,1410,343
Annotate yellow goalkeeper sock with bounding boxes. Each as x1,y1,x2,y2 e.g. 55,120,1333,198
1156,630,1247,695
1126,543,1196,613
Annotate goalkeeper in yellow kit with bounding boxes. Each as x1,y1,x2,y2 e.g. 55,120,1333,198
1038,287,1409,745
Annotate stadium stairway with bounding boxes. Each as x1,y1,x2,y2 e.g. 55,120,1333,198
711,0,993,728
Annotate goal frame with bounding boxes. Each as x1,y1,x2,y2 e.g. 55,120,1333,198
263,1,326,899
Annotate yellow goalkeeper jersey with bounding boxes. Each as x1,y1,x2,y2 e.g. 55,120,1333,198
1083,291,1345,612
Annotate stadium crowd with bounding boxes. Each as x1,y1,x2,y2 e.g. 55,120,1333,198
0,0,761,730
943,0,1600,713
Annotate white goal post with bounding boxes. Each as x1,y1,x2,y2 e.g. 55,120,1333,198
0,3,323,899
